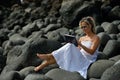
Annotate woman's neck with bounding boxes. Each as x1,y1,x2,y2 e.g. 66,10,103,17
86,32,95,38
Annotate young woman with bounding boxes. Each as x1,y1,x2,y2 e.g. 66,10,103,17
34,16,100,79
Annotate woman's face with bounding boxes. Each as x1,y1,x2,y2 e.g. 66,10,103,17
80,21,91,33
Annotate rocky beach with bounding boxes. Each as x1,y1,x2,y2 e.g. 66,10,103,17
0,0,120,80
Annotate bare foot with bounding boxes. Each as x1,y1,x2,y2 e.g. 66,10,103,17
36,53,49,60
34,53,56,72
34,60,48,71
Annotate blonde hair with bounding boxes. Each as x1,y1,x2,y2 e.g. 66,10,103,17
79,16,96,33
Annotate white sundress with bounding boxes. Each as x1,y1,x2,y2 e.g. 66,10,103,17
52,41,99,79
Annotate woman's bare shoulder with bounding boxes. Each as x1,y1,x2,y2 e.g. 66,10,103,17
92,35,100,42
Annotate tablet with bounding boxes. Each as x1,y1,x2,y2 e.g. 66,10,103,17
63,34,78,46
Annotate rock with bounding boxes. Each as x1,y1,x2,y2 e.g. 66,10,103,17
95,26,104,34
97,32,111,51
89,78,100,80
0,55,6,73
24,74,52,80
0,29,10,46
44,24,61,33
108,6,120,20
0,47,3,55
19,66,35,79
46,31,64,42
0,0,120,80
100,61,120,80
103,40,120,58
45,68,85,80
59,0,84,27
96,52,108,60
109,34,117,40
20,22,39,37
0,71,22,80
109,55,120,62
101,22,119,34
87,60,115,79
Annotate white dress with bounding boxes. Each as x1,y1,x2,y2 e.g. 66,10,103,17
52,41,99,79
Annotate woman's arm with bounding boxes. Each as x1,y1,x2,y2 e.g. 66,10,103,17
78,36,100,55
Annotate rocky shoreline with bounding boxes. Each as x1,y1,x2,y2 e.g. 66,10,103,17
0,0,120,80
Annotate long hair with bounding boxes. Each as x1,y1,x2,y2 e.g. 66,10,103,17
79,16,96,33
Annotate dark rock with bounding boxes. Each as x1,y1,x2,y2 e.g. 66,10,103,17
0,71,22,80
59,0,84,27
9,39,25,46
49,16,57,24
45,68,85,80
109,55,120,62
103,40,120,58
109,0,120,7
89,78,100,80
106,23,119,34
87,60,115,79
46,31,64,42
9,33,27,45
13,25,22,33
117,33,120,38
108,6,120,20
97,32,111,51
0,47,3,55
101,5,112,21
44,24,61,33
60,0,102,27
109,34,117,40
0,0,120,80
95,26,104,34
35,19,45,29
118,37,120,42
3,41,14,56
112,20,120,26
0,29,10,46
101,22,119,34
24,74,52,80
0,55,6,73
19,66,35,79
20,22,39,37
96,52,108,60
118,24,120,32
6,46,23,67
100,61,120,80
0,0,21,7
45,27,69,42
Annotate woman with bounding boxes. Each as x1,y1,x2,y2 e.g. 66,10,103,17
34,16,100,79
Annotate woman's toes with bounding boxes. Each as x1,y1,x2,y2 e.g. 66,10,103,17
34,66,40,71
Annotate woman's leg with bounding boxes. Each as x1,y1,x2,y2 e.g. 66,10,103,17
34,53,56,71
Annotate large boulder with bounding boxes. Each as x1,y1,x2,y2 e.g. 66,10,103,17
0,71,22,80
45,68,85,80
87,60,115,79
100,60,120,80
103,40,120,58
24,74,52,80
97,32,111,51
59,0,102,27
